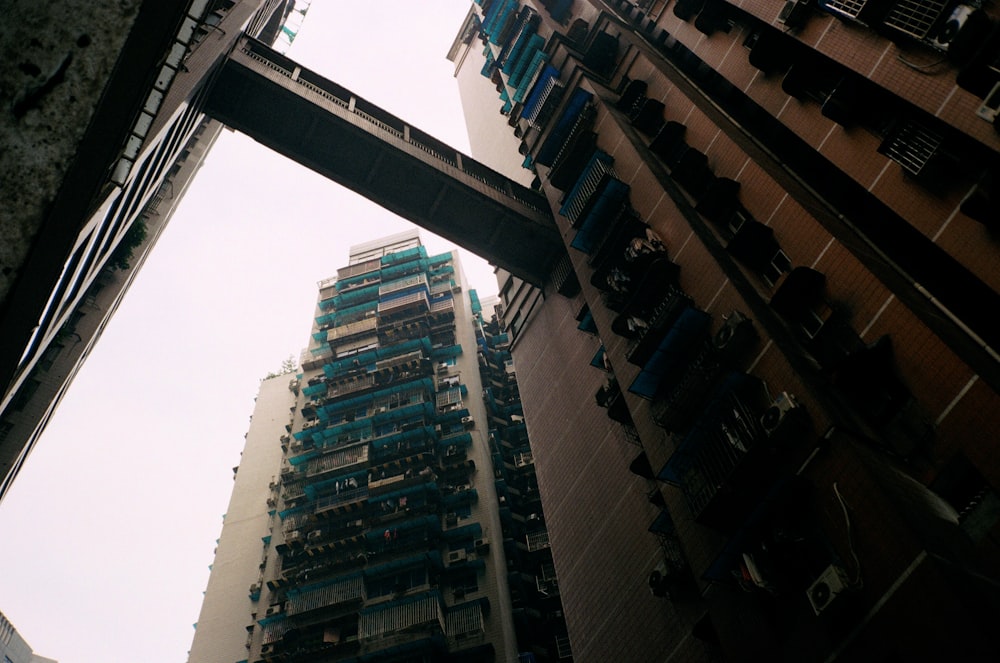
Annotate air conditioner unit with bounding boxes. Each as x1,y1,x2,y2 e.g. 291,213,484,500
474,537,490,554
760,392,802,437
285,530,302,544
447,549,468,564
266,496,277,508
713,311,755,356
290,439,304,451
249,581,262,595
288,378,300,392
261,643,274,655
307,530,323,541
807,564,849,615
265,604,284,617
279,434,291,444
345,519,364,528
930,4,976,51
461,416,474,427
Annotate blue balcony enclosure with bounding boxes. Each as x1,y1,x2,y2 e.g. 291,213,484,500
628,307,710,399
570,177,630,254
536,88,594,166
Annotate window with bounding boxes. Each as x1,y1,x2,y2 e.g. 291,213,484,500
761,250,792,287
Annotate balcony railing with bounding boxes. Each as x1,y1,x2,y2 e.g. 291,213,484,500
358,591,444,643
313,486,369,514
379,273,428,297
337,257,381,281
378,290,430,318
327,317,378,343
306,444,369,477
286,575,366,617
368,473,424,496
513,451,534,468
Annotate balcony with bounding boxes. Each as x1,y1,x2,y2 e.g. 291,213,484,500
445,600,486,650
337,257,381,281
628,306,710,400
358,591,444,644
513,450,534,468
559,150,615,224
286,574,366,617
373,349,427,375
379,273,428,298
313,485,369,515
378,290,430,319
368,472,425,496
535,563,560,597
657,373,774,530
570,176,631,255
525,530,550,552
306,443,369,478
327,316,378,344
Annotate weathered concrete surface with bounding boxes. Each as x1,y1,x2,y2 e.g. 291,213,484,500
0,0,141,304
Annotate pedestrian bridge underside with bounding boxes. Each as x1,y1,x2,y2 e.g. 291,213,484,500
204,37,562,285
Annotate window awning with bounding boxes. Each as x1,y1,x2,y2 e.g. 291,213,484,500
726,220,779,272
571,177,631,254
628,307,710,399
769,267,825,317
696,177,742,226
521,64,560,123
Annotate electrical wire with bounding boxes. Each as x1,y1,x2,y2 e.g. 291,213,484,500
896,53,949,73
833,481,863,589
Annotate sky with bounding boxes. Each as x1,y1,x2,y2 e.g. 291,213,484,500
0,3,498,662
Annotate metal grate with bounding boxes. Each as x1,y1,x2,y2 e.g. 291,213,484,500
881,122,942,176
821,0,870,19
883,0,948,38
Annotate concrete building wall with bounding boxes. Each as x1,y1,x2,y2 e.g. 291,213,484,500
188,375,294,663
448,255,520,661
449,9,537,186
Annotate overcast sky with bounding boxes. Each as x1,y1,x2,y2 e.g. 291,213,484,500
0,3,497,661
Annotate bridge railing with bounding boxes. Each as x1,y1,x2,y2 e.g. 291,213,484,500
236,38,549,218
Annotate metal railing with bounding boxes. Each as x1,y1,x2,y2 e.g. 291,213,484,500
235,38,549,217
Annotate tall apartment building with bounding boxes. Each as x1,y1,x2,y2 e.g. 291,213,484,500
189,230,570,663
449,1,1000,661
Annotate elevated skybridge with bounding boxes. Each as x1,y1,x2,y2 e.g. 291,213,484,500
204,37,562,285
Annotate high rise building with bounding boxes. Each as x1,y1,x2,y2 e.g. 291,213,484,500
448,1,1000,661
0,0,302,502
0,610,56,663
188,230,570,663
